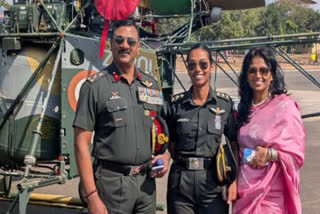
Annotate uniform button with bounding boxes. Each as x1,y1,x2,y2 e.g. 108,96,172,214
199,127,202,131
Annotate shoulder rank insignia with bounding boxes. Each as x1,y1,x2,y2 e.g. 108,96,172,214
171,93,184,103
87,72,103,83
216,91,231,102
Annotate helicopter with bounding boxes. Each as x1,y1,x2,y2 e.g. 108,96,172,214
1,0,317,213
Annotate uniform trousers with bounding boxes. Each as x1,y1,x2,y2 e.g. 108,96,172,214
94,162,156,214
167,163,228,214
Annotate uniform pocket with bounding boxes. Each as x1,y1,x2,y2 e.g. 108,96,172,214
105,98,128,127
143,103,159,112
95,168,122,210
167,164,181,192
207,118,223,152
207,116,224,136
197,170,222,205
106,98,128,112
176,120,196,138
175,119,197,150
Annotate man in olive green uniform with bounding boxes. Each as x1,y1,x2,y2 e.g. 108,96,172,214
166,89,237,214
73,20,170,214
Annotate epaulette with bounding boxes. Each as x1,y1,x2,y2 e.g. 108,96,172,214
171,92,185,103
216,91,232,102
87,72,105,83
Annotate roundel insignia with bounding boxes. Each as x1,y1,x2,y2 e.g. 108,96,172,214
68,70,97,112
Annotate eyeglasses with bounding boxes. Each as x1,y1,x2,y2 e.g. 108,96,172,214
187,61,209,71
248,67,270,76
113,35,138,47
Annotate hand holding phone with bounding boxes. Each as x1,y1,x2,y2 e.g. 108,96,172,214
243,148,257,163
151,158,164,172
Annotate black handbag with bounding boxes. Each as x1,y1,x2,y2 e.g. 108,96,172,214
215,139,238,186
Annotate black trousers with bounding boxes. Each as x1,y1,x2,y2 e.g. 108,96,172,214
94,162,156,214
167,163,229,214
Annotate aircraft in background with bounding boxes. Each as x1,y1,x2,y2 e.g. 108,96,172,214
0,0,319,213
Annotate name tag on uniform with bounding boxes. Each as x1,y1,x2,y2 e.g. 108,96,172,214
138,87,163,105
177,118,190,122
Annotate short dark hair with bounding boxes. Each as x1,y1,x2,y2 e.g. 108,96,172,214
110,19,140,40
186,43,213,64
237,47,287,128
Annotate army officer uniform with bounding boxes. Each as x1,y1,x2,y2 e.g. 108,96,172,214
166,87,236,214
73,63,163,214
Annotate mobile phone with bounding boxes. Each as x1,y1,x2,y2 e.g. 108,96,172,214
151,158,164,172
243,148,257,163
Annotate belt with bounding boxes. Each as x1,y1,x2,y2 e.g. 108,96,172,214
174,157,213,170
97,160,152,176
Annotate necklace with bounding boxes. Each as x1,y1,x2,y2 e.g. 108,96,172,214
252,96,269,106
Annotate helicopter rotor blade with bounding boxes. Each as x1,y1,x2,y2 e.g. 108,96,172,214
207,0,265,10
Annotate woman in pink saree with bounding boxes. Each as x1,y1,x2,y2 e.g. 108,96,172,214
233,47,306,214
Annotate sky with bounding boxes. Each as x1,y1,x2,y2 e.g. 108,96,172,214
266,0,320,11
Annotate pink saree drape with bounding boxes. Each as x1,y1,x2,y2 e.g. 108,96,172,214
233,94,306,214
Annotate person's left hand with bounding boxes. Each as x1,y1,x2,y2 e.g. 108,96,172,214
227,180,237,204
150,152,170,178
250,146,269,169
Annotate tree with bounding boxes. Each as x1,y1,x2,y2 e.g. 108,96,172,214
154,0,320,41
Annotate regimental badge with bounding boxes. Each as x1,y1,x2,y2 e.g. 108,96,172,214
110,91,121,100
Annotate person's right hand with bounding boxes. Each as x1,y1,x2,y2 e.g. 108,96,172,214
87,193,108,214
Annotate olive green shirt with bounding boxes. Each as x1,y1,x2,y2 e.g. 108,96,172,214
73,63,162,165
167,87,236,158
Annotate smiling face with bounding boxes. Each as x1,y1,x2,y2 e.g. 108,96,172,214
187,48,213,88
247,56,273,98
111,25,140,68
